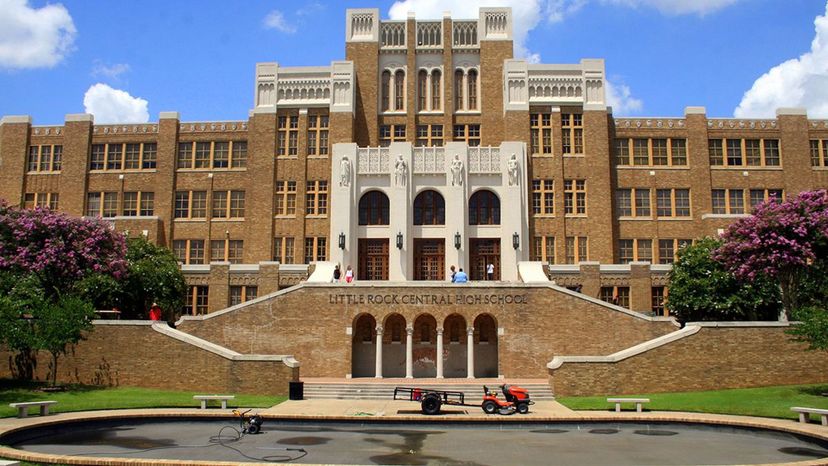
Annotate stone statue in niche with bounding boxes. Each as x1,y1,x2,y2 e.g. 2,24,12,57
340,155,351,187
394,154,407,186
450,155,464,186
507,153,519,186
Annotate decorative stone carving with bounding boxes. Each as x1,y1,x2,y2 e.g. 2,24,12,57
394,154,407,187
340,155,351,187
507,153,519,186
450,155,464,186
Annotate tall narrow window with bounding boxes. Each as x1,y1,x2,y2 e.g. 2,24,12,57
431,69,441,110
418,70,428,111
454,69,464,109
394,70,405,111
467,69,478,110
381,70,391,111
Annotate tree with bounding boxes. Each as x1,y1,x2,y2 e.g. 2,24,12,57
714,190,828,321
667,237,780,323
31,294,96,386
789,306,828,351
78,236,186,320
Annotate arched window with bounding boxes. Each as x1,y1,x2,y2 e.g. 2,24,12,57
431,70,441,111
413,190,445,225
418,70,428,111
381,71,391,112
467,69,478,110
454,69,464,110
469,190,500,225
394,70,405,111
359,191,390,225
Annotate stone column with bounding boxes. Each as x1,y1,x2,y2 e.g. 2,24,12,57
466,326,475,379
436,327,444,379
375,325,384,379
405,326,414,379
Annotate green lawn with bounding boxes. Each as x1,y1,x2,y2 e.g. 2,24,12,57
0,380,285,418
557,383,828,419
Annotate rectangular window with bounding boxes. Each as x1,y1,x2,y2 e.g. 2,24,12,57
532,236,555,263
615,138,630,165
140,192,154,216
122,192,138,216
304,237,327,263
102,192,118,218
452,124,481,146
532,179,554,216
177,142,193,168
307,114,329,156
616,189,632,217
657,239,691,264
616,188,650,217
380,124,407,146
561,113,583,154
86,192,101,217
810,139,828,167
651,139,668,165
618,239,651,263
27,146,39,172
305,180,328,216
274,237,295,264
713,188,750,214
174,192,190,219
633,138,649,165
749,188,784,210
600,286,630,309
278,115,300,156
565,236,588,264
124,143,141,169
229,285,258,306
23,192,59,210
745,139,761,166
142,143,157,169
530,113,553,155
564,179,586,215
415,125,444,147
656,188,692,217
194,142,211,168
212,191,227,218
728,189,744,214
619,239,634,264
708,139,723,166
652,286,666,316
213,141,229,168
637,239,653,263
184,285,209,315
764,139,780,166
670,139,687,165
189,240,205,264
106,144,123,170
276,181,297,216
712,189,726,214
674,189,690,217
726,139,742,166
231,141,247,168
229,191,245,218
712,138,781,167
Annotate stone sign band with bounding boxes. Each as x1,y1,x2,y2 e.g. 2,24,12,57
329,293,529,306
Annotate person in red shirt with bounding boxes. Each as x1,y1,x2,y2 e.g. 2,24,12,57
149,303,162,321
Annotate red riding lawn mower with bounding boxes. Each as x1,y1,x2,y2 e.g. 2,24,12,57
482,384,534,415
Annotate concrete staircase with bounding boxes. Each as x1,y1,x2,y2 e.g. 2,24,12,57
302,381,555,401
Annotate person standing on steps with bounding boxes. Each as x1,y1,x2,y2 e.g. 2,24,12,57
345,265,354,283
487,263,494,281
333,264,341,283
450,265,456,282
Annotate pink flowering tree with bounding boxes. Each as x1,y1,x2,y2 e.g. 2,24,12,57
0,203,127,294
714,190,828,321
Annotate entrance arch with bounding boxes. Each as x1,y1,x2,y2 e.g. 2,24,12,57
351,313,376,377
443,314,468,378
382,313,407,377
474,314,498,377
412,314,437,377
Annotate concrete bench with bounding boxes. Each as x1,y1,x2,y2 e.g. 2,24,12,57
194,395,234,409
607,397,650,413
791,407,828,426
9,400,57,418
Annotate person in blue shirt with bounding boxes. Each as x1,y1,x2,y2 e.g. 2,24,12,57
454,268,468,283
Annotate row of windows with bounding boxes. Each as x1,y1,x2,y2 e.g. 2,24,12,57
27,145,62,172
711,188,782,215
531,179,587,216
615,138,687,166
618,238,692,264
23,192,59,210
709,138,780,167
381,69,479,113
173,239,244,264
277,115,330,157
598,286,668,315
379,124,482,147
173,190,245,219
530,236,589,264
273,236,327,264
177,141,247,169
529,113,584,155
616,188,691,218
91,143,157,171
275,180,328,216
86,192,154,217
183,284,257,314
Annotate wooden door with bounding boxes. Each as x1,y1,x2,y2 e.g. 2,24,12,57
358,239,389,280
413,239,445,280
470,238,500,280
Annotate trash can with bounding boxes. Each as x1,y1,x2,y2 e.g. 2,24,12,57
289,381,304,400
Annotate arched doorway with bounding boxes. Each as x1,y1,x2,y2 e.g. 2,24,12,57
474,314,498,378
382,313,407,377
358,190,390,280
413,314,438,377
351,314,376,377
443,314,468,378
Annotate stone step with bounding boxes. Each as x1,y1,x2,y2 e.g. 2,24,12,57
301,382,555,400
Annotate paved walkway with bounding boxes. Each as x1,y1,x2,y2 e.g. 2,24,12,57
262,399,575,418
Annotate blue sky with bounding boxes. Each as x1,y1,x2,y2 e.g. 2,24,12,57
1,0,826,124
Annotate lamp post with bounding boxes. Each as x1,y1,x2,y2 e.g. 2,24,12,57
396,232,403,249
338,232,346,250
454,232,461,249
512,232,520,250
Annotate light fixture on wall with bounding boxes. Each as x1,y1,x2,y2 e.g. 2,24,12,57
454,232,461,249
396,232,404,249
512,232,520,250
338,232,346,250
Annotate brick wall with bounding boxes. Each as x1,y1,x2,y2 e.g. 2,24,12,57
0,322,299,395
176,283,677,378
549,323,828,396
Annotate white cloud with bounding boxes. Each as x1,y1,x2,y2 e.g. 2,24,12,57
0,0,76,69
606,79,644,115
263,10,296,33
388,0,545,61
735,2,828,118
603,0,741,16
83,83,149,124
91,61,130,80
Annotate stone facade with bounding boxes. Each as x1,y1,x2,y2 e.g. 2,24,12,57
1,8,828,314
